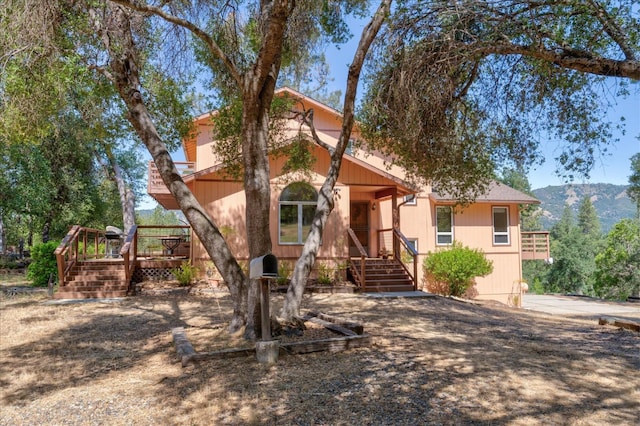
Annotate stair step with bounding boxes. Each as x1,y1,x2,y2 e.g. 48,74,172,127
349,256,415,293
363,284,415,292
72,265,125,272
366,279,413,286
365,274,412,280
68,274,125,281
59,283,128,291
54,290,128,299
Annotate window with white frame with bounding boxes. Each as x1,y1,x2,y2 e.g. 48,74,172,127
279,182,318,244
403,194,417,205
435,206,453,245
492,206,510,245
406,238,418,252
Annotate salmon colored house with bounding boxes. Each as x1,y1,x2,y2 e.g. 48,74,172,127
148,87,550,306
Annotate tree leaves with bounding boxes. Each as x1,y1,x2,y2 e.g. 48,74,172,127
362,0,639,199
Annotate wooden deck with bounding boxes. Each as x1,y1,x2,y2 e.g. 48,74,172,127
521,231,551,260
54,225,192,299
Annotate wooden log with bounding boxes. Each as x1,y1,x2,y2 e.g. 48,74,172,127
598,317,640,332
172,327,197,367
305,311,365,335
280,334,371,354
305,316,357,336
186,347,255,364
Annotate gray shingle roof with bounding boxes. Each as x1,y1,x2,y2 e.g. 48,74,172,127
430,181,540,204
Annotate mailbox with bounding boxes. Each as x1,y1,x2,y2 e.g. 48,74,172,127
249,254,278,279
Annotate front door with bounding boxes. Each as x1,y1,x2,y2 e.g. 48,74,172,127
350,202,369,257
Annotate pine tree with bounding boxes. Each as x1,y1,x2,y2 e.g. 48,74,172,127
629,153,640,219
551,204,574,240
577,196,601,238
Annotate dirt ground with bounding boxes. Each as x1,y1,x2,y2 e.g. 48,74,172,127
0,285,638,425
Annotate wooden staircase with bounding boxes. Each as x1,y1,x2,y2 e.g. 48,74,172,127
54,260,130,299
349,258,415,292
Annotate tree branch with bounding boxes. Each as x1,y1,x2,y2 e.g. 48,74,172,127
337,0,393,157
295,108,335,155
88,64,115,83
248,0,291,91
482,42,640,80
108,0,242,86
586,0,637,61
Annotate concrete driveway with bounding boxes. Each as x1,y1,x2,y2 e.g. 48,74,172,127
523,294,640,321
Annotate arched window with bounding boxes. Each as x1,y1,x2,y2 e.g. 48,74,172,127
279,182,318,244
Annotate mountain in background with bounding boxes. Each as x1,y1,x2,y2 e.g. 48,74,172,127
532,183,635,232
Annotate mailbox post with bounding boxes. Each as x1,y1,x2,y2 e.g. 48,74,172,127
249,254,279,364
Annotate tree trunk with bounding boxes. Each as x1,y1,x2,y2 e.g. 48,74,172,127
42,221,50,243
239,75,278,340
281,0,392,319
0,211,5,254
93,4,248,333
107,150,136,234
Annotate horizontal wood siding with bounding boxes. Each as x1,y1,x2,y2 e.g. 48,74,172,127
474,253,525,306
408,202,523,305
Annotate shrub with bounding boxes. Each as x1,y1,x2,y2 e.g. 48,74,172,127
277,260,292,286
171,261,199,287
27,241,60,287
423,241,493,297
317,261,334,285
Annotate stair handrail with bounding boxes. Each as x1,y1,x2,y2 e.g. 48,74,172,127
55,225,81,286
347,227,367,288
55,226,105,286
120,225,138,291
392,228,418,291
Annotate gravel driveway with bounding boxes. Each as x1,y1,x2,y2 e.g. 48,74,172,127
523,294,640,321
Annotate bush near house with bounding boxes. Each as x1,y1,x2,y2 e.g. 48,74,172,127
171,261,199,287
423,242,493,297
27,241,60,287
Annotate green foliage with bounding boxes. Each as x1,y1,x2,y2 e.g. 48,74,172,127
280,136,316,178
362,1,639,198
522,259,547,294
423,242,493,297
577,196,601,238
594,219,640,300
27,241,59,287
277,260,293,286
171,261,199,287
629,153,640,217
547,208,600,294
498,167,542,231
317,261,334,285
138,206,181,226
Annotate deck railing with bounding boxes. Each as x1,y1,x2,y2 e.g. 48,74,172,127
55,224,192,288
347,227,367,287
120,225,138,289
521,231,551,260
147,161,195,194
135,225,191,258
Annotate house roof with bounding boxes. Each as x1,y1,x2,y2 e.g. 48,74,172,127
430,181,540,204
183,87,359,164
180,87,416,194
